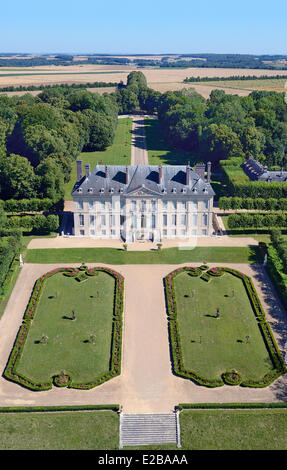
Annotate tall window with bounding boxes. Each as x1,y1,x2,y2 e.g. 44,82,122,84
78,201,83,210
79,214,84,226
203,214,208,226
141,200,146,211
151,200,157,211
192,214,198,226
172,214,177,226
101,215,106,226
110,215,115,226
131,215,137,229
152,214,156,228
131,200,137,211
181,214,186,225
162,200,168,210
163,214,167,226
89,200,93,210
90,215,95,226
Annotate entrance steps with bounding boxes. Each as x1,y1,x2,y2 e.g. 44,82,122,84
120,413,180,448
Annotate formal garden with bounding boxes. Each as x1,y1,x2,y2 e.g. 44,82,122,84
165,266,286,387
4,265,124,390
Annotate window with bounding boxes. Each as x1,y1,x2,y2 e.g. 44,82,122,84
102,229,106,235
111,229,116,236
181,201,186,210
192,214,198,226
180,229,186,236
78,201,83,210
110,215,115,226
101,215,106,226
162,200,168,210
172,214,177,226
141,214,146,228
90,229,95,236
131,215,137,229
141,200,146,211
171,229,176,236
131,200,137,211
89,200,93,209
203,214,208,226
163,214,167,226
120,199,125,210
192,201,198,211
120,215,125,226
202,229,207,236
100,201,105,210
180,214,186,226
79,214,84,226
80,229,85,236
203,200,208,209
90,215,95,226
163,229,167,237
151,200,157,211
152,214,156,228
172,200,177,210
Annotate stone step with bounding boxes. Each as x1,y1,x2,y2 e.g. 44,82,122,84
120,413,180,448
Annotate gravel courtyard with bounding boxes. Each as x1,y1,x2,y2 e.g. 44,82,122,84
0,262,286,413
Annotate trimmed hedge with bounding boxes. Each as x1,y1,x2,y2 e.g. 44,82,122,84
227,212,287,229
4,266,124,391
0,404,120,413
164,266,286,388
178,402,287,410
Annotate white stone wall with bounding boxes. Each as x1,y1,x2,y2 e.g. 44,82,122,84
73,195,214,241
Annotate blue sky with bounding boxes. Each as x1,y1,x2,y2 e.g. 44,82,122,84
0,0,286,55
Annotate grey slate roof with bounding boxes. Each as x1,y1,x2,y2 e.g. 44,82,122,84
242,158,287,182
71,165,215,198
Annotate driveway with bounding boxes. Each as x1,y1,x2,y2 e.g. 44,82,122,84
0,263,286,412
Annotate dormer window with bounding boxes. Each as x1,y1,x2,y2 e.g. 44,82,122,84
182,188,187,194
77,188,82,193
172,188,177,194
162,188,167,194
110,188,114,194
193,188,198,193
100,188,104,194
88,188,93,193
119,188,124,194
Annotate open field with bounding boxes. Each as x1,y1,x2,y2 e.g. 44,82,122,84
64,117,132,200
1,65,287,98
198,77,287,93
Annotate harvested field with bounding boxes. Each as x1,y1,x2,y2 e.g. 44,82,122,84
1,65,287,99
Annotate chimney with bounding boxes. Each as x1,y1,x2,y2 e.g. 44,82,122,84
76,160,82,181
186,161,190,186
195,163,205,181
85,164,90,178
207,161,211,183
159,165,162,184
125,166,129,184
105,165,108,178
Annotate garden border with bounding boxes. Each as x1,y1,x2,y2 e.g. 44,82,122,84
164,266,286,388
3,266,124,391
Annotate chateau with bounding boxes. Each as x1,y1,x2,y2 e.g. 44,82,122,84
72,161,215,242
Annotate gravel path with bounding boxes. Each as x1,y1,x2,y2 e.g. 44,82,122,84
0,262,286,412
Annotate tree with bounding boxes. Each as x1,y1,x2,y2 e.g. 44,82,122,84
35,158,64,202
0,154,37,200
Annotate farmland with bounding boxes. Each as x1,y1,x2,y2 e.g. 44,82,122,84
1,63,287,98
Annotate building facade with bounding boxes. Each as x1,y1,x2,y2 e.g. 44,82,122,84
72,162,215,242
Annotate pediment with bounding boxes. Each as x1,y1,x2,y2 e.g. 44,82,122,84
126,185,161,196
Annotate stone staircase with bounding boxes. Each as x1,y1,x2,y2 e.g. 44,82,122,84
120,412,181,448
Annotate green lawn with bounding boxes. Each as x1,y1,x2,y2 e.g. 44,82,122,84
24,246,261,265
0,410,119,450
64,117,132,200
16,271,116,385
145,118,199,166
174,271,273,383
180,408,287,450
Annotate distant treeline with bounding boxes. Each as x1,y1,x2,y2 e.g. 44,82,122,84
1,53,287,69
0,81,119,93
183,74,287,83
